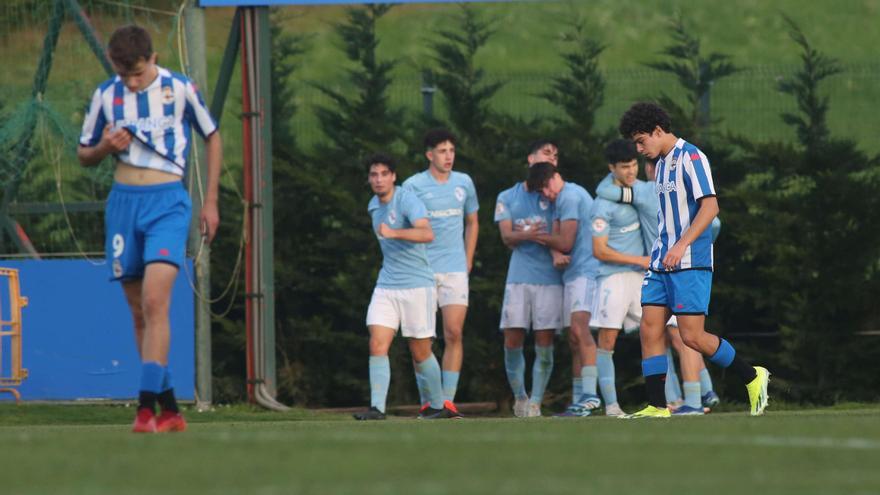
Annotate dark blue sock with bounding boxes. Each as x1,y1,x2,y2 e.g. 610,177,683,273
642,354,668,408
138,362,164,412
158,366,179,413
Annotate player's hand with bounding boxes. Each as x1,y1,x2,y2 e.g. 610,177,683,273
638,256,651,270
200,201,219,244
377,223,396,239
100,124,132,153
552,252,570,269
662,243,685,270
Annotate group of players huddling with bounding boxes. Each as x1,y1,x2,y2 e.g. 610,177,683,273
78,25,769,431
354,104,770,420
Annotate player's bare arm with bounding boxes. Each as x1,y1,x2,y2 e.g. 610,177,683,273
200,132,223,243
592,235,650,269
535,219,576,253
464,211,479,273
379,217,434,243
77,124,132,167
499,219,546,249
663,196,719,269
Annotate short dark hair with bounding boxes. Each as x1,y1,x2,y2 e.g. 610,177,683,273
365,153,396,174
618,102,672,138
424,128,456,150
108,25,154,72
526,162,557,192
604,139,639,165
528,139,558,156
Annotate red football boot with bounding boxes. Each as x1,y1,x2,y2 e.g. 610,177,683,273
156,411,187,433
132,408,157,433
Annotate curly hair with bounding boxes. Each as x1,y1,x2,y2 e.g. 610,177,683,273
618,102,671,138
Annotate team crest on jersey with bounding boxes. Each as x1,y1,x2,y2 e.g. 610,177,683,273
592,218,608,232
162,86,174,105
539,199,549,210
387,210,397,225
112,259,123,278
454,187,466,202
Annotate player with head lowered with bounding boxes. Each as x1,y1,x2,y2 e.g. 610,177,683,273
618,102,770,418
77,25,221,433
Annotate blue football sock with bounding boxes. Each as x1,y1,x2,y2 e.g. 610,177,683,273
140,361,164,394
415,354,444,409
665,348,682,403
572,377,583,401
504,347,528,400
530,345,554,405
709,338,736,367
683,381,702,410
699,367,714,395
581,365,598,396
161,366,173,392
597,349,617,405
441,370,460,403
369,356,391,413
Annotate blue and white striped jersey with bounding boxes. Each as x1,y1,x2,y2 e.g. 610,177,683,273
79,66,217,176
651,138,716,271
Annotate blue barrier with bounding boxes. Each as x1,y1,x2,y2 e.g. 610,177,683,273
0,259,194,401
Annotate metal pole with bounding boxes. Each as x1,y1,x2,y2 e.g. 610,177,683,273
184,0,212,409
211,8,241,124
421,69,435,119
254,7,277,400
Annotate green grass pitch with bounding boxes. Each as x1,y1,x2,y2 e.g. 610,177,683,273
1,404,878,494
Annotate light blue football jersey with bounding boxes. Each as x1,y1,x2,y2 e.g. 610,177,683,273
596,174,658,256
494,182,562,286
553,182,599,283
401,170,479,274
590,197,647,278
368,187,435,289
596,173,722,255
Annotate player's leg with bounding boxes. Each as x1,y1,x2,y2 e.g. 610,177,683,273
672,270,769,415
501,283,530,417
572,277,599,407
668,323,705,415
121,280,145,357
399,286,451,418
503,328,529,417
356,287,400,420
408,337,447,417
527,284,562,417
596,327,621,413
529,329,555,417
698,358,720,408
591,272,637,416
567,328,583,404
664,327,683,408
440,304,466,402
625,271,672,418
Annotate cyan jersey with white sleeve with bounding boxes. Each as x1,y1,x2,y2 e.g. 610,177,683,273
368,187,435,289
401,170,479,274
494,182,562,286
553,182,599,283
590,198,646,278
596,173,721,250
652,138,716,271
79,66,217,176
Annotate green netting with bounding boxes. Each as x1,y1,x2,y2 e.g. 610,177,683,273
0,0,189,255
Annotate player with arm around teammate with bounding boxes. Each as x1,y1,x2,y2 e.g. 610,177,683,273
526,163,603,417
588,140,652,417
401,129,478,415
618,102,770,418
77,25,221,433
494,141,565,418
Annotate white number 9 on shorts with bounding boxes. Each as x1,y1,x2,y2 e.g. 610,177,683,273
112,233,125,258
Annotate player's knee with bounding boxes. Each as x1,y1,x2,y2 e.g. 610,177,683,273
443,327,463,346
140,292,169,320
679,330,702,350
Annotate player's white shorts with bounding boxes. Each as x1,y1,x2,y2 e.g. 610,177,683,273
666,315,678,327
563,276,598,327
500,283,563,331
434,272,469,307
590,270,645,333
366,286,437,339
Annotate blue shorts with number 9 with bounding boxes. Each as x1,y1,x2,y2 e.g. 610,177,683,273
105,181,192,281
640,269,712,315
